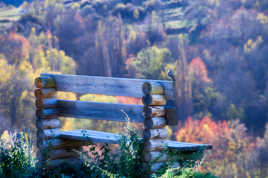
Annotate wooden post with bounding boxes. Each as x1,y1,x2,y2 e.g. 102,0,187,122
35,77,81,168
142,82,168,174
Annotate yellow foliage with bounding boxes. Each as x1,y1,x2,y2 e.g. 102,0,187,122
18,60,34,76
57,92,77,100
244,36,263,53
33,47,50,72
165,126,172,139
129,29,137,41
257,13,268,24
19,90,28,113
61,118,74,131
0,58,14,84
80,94,117,103
1,130,10,141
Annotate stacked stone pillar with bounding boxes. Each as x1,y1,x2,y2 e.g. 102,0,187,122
142,82,169,173
34,77,81,168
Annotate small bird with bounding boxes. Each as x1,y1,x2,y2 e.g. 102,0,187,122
168,69,176,81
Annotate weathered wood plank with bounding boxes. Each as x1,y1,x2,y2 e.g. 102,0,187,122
35,76,56,89
39,119,61,129
59,130,122,144
166,140,212,151
53,130,212,151
36,109,58,119
151,95,166,106
34,89,57,99
143,128,169,140
41,129,62,139
151,106,165,117
144,117,166,129
57,100,144,123
144,139,167,152
41,73,174,100
36,98,58,109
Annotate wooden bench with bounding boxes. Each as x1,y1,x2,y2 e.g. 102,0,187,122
34,73,212,172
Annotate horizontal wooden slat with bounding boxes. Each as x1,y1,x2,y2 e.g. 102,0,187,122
151,95,166,106
166,140,212,151
41,73,174,99
57,130,212,151
35,76,56,89
151,106,165,117
145,139,167,151
38,138,84,150
42,129,62,139
57,100,144,123
59,130,122,144
36,109,58,119
36,98,58,108
40,119,61,129
34,89,57,99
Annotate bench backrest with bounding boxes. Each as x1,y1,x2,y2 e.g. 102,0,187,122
35,73,177,125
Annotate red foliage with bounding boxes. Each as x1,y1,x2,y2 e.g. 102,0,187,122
7,32,30,60
189,57,211,83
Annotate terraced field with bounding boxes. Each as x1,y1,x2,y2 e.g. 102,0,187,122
0,6,25,31
0,0,193,35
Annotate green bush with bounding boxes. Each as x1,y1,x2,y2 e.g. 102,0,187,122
0,131,36,178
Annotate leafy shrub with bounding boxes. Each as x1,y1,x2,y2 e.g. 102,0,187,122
0,131,36,178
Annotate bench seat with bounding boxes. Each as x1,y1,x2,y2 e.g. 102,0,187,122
58,130,212,152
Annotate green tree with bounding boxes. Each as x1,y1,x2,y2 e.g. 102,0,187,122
132,46,172,79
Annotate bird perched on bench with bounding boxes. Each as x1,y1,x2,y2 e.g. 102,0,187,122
168,69,176,81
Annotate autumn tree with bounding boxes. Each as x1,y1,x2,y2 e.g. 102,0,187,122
175,116,256,178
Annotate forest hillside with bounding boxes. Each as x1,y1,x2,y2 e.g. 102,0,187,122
0,0,267,177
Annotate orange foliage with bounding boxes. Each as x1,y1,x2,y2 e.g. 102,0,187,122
115,96,142,105
125,54,135,69
189,57,211,83
175,116,256,176
176,116,230,149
